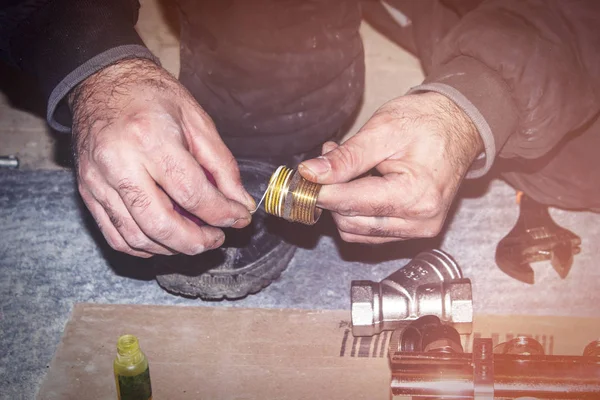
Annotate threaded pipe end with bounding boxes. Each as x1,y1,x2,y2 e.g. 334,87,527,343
264,166,322,225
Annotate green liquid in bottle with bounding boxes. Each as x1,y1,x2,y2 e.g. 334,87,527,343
113,334,153,400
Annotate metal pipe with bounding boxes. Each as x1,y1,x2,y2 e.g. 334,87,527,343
351,249,473,336
0,155,19,169
388,317,600,399
391,354,600,399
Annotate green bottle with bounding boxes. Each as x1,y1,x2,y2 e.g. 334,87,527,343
113,334,153,400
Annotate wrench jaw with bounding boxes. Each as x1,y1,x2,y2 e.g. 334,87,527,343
550,236,581,278
495,194,582,284
494,239,536,284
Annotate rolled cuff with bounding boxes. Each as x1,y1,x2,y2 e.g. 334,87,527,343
48,45,160,132
408,56,519,178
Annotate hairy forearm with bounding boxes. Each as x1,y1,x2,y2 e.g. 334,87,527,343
430,92,483,174
377,92,483,178
68,57,167,111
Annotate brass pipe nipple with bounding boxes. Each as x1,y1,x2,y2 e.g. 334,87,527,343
261,166,323,225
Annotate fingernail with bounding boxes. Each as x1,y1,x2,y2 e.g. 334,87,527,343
192,244,206,255
299,157,331,180
244,193,257,211
232,217,251,229
200,233,224,252
220,217,250,228
212,233,225,249
218,216,248,228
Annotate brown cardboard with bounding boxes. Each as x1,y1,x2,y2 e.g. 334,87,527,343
38,304,600,400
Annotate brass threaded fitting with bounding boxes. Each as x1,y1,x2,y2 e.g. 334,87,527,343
263,166,322,225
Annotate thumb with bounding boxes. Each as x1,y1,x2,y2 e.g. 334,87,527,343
298,125,395,184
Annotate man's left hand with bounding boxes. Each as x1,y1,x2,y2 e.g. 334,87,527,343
298,92,483,244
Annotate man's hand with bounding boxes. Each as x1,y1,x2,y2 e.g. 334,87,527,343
298,92,483,244
69,58,255,258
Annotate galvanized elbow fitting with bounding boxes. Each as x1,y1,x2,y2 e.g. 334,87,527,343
350,249,473,337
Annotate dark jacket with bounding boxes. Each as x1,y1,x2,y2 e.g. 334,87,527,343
2,0,599,209
386,0,600,210
0,0,157,131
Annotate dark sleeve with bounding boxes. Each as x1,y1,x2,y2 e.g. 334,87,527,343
408,0,600,178
0,0,160,132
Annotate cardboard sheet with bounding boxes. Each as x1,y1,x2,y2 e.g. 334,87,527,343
38,304,600,400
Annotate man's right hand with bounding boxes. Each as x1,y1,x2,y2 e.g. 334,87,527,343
69,58,255,258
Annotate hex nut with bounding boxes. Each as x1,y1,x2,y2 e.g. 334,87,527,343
446,279,473,334
351,281,378,336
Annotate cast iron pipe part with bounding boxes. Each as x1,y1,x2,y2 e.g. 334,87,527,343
350,249,473,337
388,316,600,399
